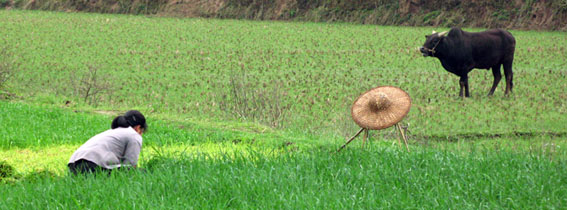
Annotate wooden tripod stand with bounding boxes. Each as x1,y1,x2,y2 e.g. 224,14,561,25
337,123,409,152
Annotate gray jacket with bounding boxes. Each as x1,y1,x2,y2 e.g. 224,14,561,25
69,127,143,169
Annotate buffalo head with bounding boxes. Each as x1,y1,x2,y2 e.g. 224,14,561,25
419,31,448,57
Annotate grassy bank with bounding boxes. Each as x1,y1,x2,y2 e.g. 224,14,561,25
0,100,327,150
3,0,567,30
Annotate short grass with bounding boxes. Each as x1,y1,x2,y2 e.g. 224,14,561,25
0,101,325,149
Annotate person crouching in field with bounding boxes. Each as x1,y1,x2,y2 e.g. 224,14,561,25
68,110,147,175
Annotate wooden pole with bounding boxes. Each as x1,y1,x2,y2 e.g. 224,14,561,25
366,129,370,146
361,129,369,149
395,126,402,150
337,128,365,152
396,123,410,152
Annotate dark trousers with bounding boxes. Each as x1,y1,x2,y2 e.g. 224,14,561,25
68,159,110,175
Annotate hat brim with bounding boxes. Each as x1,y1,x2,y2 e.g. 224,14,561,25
351,86,411,130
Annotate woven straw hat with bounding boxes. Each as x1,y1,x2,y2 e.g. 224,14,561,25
351,86,411,130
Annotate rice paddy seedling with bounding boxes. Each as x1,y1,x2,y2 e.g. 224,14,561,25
0,10,565,140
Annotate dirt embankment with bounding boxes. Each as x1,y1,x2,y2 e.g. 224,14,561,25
3,0,567,30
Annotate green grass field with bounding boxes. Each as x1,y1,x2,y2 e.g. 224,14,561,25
2,10,566,138
1,10,567,209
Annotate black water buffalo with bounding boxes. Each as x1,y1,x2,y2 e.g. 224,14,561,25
419,28,516,97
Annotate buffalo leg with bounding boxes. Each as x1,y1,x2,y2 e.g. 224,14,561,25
503,59,514,95
488,65,502,96
459,77,465,97
459,75,470,97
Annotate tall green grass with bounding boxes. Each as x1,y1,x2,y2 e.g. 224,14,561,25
2,147,566,209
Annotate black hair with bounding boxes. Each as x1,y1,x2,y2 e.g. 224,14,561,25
111,110,147,130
